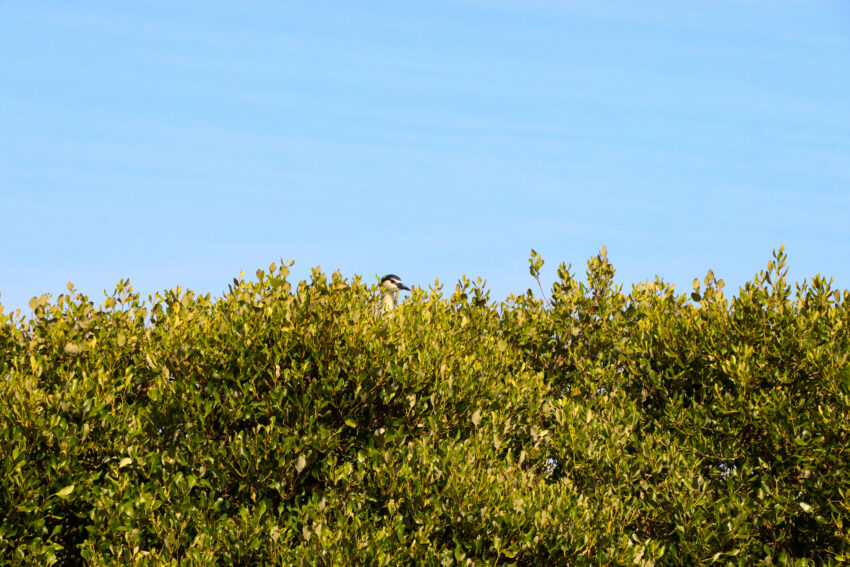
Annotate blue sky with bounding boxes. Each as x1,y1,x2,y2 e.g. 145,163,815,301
2,1,849,312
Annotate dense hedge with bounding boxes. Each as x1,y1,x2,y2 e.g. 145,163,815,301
1,248,848,565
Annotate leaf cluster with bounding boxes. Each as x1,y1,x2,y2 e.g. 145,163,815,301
1,249,848,565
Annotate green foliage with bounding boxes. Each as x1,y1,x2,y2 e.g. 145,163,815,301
1,249,848,565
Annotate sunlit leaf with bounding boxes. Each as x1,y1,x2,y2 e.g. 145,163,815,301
63,343,81,355
55,485,74,498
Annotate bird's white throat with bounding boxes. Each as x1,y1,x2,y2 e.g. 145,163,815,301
381,290,397,313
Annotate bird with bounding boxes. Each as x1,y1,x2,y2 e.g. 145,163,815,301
380,274,410,313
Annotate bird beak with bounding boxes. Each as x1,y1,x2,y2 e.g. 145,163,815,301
398,282,410,291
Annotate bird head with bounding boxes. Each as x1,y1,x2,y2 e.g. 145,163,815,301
380,274,410,293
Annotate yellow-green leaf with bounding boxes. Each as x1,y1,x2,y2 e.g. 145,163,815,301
56,485,75,498
64,343,81,355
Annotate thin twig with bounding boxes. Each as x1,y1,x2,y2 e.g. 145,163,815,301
535,274,552,309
